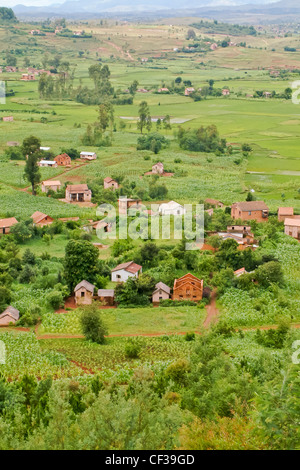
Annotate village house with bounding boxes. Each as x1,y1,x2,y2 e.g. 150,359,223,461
137,88,149,93
158,88,169,93
264,92,272,98
65,184,92,203
41,180,62,193
89,220,112,233
152,162,164,175
31,211,54,227
2,116,13,122
185,87,195,96
173,274,203,302
21,74,35,81
80,151,97,161
234,267,248,277
5,66,17,73
210,43,218,50
54,153,71,166
205,198,224,208
111,261,142,283
152,282,171,305
159,200,186,216
104,177,119,190
141,58,148,62
74,280,95,305
222,89,230,96
40,146,51,151
98,289,115,306
0,306,20,326
278,207,294,222
118,197,143,216
231,201,269,222
38,160,58,168
0,217,18,235
284,218,300,240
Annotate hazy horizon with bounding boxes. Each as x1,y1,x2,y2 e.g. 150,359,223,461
0,0,278,8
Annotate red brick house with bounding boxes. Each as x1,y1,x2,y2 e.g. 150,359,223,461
65,184,92,203
0,217,18,235
104,177,119,190
173,274,203,302
278,207,294,222
205,198,224,208
231,201,269,222
54,153,71,166
2,116,13,122
31,211,54,227
284,218,300,240
118,197,142,215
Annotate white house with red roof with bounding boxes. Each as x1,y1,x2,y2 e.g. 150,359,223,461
111,261,142,282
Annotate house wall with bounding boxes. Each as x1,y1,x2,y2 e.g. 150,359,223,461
66,190,92,202
152,290,170,304
173,283,203,302
99,296,115,306
285,225,300,239
104,181,119,190
160,207,185,216
75,288,93,305
111,269,140,282
0,315,16,326
42,184,60,193
231,207,268,222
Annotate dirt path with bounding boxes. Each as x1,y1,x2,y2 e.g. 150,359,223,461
203,290,219,328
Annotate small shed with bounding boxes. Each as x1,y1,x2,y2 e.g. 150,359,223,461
152,282,171,305
98,289,115,306
74,280,95,305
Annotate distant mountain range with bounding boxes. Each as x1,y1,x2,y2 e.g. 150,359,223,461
12,0,300,22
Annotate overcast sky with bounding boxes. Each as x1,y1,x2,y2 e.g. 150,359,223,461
1,0,65,6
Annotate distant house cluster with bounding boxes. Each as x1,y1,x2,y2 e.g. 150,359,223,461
74,268,203,307
278,207,300,240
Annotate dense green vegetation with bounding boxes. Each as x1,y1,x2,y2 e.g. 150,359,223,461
0,15,299,451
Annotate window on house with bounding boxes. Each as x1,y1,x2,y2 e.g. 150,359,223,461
81,292,85,298
248,211,252,215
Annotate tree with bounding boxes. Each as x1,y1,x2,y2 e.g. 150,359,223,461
187,29,196,40
80,303,108,344
0,286,11,310
22,136,41,195
129,80,139,95
255,261,284,287
64,240,100,290
137,101,151,134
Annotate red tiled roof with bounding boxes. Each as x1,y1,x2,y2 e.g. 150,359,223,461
31,211,49,224
111,261,142,274
0,217,18,229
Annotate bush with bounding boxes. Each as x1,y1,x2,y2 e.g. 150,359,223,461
166,359,190,383
80,303,108,344
46,291,64,310
184,332,196,341
125,339,141,358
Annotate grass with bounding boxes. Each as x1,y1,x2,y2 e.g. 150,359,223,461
39,305,207,336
